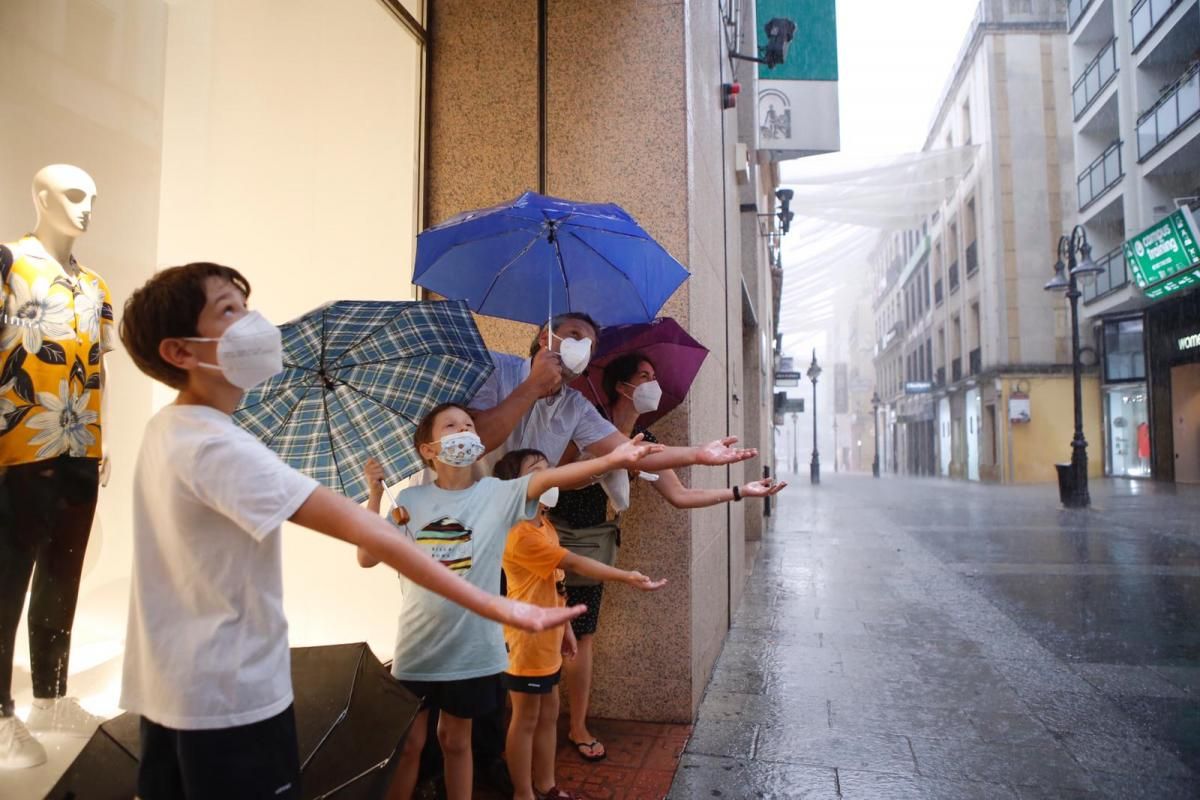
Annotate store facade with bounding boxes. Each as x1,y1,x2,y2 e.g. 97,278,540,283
1146,289,1200,483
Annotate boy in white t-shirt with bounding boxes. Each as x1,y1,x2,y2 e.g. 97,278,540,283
116,263,584,800
360,402,661,800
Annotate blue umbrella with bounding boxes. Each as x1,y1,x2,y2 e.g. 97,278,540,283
233,300,493,503
413,191,690,327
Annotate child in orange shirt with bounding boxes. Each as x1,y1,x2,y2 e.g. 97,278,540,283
493,449,668,800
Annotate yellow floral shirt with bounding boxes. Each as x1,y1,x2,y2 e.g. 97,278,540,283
0,236,114,466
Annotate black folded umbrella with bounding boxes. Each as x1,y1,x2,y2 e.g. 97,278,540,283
47,642,420,800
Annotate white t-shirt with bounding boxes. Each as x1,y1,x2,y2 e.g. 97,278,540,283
120,404,319,730
469,351,617,465
390,474,537,681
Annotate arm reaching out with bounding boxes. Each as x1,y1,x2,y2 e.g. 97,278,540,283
586,432,756,472
526,434,664,500
291,485,584,633
558,551,668,591
650,471,787,509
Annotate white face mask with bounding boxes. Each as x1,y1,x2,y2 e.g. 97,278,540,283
186,311,283,390
435,430,485,467
624,380,663,414
556,336,592,376
539,486,560,508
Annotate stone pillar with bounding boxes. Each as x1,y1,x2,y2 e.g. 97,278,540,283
427,0,745,722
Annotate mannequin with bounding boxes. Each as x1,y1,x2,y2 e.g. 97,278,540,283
0,164,112,769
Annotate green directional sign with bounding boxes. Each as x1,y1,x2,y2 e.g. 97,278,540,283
1124,208,1200,301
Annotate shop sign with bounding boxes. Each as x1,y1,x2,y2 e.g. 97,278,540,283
1009,392,1031,423
1178,331,1200,353
1125,207,1200,300
779,397,805,413
775,370,801,387
904,381,933,394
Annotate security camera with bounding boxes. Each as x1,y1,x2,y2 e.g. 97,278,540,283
763,18,796,69
775,188,794,203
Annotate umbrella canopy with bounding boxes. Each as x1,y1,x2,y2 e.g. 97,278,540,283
570,317,708,427
413,191,690,327
46,643,420,800
233,300,493,502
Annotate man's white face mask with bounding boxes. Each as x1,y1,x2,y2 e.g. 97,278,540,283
556,336,592,376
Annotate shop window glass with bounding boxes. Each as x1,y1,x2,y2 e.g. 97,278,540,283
1104,318,1146,382
1105,386,1150,477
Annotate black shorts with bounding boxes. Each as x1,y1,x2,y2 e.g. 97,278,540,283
399,673,503,719
501,670,561,695
565,583,604,637
137,704,300,800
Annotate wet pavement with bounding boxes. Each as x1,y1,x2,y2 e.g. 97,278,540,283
668,473,1200,799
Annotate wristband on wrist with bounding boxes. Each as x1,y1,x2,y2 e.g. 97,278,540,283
731,485,742,502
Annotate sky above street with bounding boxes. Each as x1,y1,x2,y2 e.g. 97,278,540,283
831,0,981,156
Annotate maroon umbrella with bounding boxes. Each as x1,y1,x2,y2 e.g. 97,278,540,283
570,317,708,427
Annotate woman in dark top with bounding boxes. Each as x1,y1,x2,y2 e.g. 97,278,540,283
551,353,784,761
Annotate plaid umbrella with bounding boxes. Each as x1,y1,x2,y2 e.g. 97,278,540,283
233,300,492,502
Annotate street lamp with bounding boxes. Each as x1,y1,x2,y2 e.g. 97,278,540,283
807,349,822,485
871,391,881,478
1043,225,1102,508
833,418,839,473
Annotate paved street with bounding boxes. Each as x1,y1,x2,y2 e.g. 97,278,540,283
669,474,1200,799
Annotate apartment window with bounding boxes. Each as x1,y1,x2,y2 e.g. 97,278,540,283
962,100,972,145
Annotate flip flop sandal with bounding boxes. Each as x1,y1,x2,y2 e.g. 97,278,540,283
567,737,606,762
535,785,580,800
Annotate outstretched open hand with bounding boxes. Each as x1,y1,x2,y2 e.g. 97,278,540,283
501,598,587,633
625,571,669,592
608,433,666,470
741,478,787,498
697,436,757,466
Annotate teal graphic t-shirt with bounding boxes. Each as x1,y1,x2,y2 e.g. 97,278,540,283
389,474,537,681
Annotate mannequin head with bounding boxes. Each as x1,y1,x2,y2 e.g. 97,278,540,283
32,164,97,241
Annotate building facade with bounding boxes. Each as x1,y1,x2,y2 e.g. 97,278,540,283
1067,0,1200,482
872,0,1106,484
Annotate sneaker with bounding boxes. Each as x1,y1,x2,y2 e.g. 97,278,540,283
25,697,104,737
0,715,48,769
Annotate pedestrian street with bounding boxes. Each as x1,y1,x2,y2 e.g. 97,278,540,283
670,475,1200,799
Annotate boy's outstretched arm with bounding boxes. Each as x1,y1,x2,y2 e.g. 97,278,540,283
291,486,585,632
585,432,757,472
558,550,668,591
526,434,664,499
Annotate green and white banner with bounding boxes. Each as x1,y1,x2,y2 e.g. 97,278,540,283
756,0,840,159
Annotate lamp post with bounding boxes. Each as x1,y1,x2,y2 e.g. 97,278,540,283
807,350,822,485
833,418,839,473
790,412,800,474
1043,225,1102,508
871,391,881,478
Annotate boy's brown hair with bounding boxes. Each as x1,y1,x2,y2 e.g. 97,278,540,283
414,402,471,466
119,263,251,390
493,448,548,481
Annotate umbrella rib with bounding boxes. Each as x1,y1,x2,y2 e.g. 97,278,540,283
322,388,352,498
476,227,548,313
563,230,655,321
261,381,318,451
340,380,423,430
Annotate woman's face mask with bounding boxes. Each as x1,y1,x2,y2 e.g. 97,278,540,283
185,311,283,390
538,486,560,508
435,430,485,467
622,379,663,414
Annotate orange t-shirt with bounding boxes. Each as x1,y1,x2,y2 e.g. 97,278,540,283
502,515,569,677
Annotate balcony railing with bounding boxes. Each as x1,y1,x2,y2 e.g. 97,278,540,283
948,261,960,293
1068,0,1096,30
1082,245,1130,303
936,366,946,387
965,241,978,276
1131,0,1185,51
969,348,981,376
1077,140,1123,211
1072,37,1118,120
1136,63,1200,161
934,279,944,305
951,358,962,382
